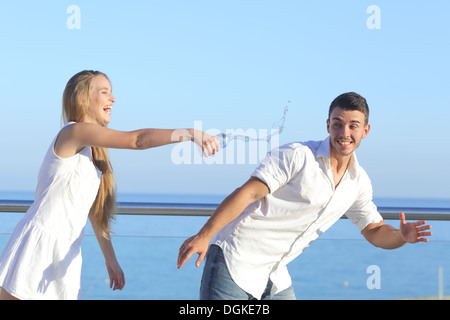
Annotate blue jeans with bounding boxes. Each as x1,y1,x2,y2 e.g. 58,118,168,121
200,245,296,300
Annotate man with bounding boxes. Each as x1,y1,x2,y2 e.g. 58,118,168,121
177,92,432,300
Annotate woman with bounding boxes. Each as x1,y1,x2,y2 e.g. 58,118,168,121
0,70,220,300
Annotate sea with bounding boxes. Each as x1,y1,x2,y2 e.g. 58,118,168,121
1,190,450,300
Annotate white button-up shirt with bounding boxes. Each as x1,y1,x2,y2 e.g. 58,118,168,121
212,136,383,299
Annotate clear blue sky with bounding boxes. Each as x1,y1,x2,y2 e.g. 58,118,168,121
0,1,449,200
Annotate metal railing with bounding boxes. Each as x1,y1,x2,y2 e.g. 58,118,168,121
1,199,450,220
1,198,450,300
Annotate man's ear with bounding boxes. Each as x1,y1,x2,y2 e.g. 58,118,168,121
362,124,371,139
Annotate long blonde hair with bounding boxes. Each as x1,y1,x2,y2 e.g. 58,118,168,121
62,70,116,239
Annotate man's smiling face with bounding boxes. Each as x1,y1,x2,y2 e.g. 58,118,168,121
327,107,370,160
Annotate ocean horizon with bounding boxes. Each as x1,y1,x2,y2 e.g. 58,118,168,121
2,189,450,207
1,190,450,300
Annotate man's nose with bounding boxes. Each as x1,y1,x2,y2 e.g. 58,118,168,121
341,125,351,137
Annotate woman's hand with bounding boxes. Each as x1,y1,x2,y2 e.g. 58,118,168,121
190,129,221,157
105,258,125,291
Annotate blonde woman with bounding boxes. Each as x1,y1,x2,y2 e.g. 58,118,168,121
0,70,220,300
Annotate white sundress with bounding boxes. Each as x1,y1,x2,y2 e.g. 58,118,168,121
0,122,101,300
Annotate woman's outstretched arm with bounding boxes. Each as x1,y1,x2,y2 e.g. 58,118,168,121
54,122,220,158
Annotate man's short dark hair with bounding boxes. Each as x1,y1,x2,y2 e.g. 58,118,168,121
328,92,369,125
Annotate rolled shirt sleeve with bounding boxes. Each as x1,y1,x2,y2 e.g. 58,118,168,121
252,144,305,194
345,174,383,231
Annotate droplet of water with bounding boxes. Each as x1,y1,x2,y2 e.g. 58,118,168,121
215,101,290,148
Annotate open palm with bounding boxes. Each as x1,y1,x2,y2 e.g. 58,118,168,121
399,212,432,243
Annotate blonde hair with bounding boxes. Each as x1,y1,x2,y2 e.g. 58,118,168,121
62,70,116,239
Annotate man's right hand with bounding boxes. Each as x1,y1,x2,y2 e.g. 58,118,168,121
177,234,210,269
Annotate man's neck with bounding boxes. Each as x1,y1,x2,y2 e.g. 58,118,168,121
329,150,352,188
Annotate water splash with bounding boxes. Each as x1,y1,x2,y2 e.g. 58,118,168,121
216,101,290,148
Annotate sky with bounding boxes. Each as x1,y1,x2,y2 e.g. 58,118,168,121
0,0,449,200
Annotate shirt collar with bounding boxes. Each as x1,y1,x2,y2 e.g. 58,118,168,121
316,136,331,159
316,136,360,178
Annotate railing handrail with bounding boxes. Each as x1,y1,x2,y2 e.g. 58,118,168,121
1,199,450,220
